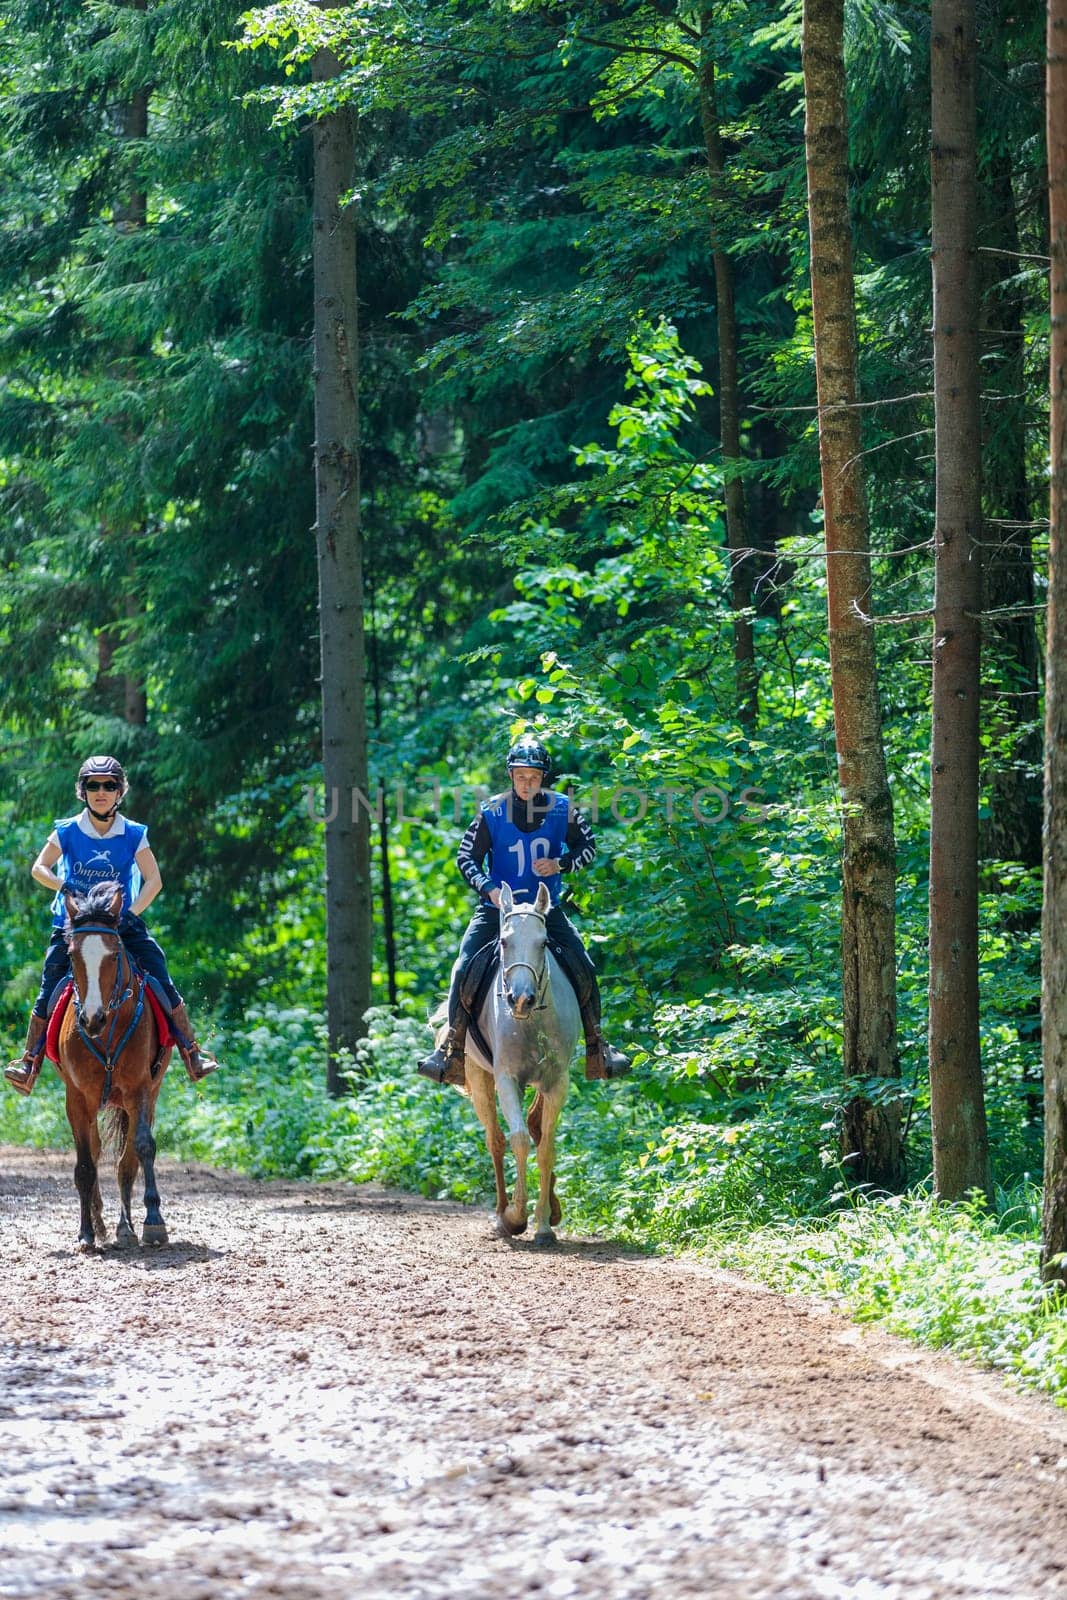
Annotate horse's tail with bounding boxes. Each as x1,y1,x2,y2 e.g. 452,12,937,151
99,1105,129,1160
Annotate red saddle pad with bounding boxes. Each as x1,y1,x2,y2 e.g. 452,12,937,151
45,981,173,1065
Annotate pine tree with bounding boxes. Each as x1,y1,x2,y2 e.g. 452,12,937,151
928,0,991,1202
802,0,901,1188
1041,0,1067,1280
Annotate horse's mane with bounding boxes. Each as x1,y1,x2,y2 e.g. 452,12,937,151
65,880,123,934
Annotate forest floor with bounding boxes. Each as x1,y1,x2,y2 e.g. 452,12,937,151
1,1146,1066,1600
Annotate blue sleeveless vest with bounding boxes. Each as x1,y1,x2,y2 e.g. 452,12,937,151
51,814,147,927
482,790,570,905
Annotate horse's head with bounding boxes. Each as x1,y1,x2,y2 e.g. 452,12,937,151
498,882,550,1019
64,882,125,1035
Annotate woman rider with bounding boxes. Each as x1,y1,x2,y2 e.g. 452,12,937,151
4,755,219,1094
418,736,631,1085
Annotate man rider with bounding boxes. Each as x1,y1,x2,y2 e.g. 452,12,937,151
5,755,219,1095
418,736,632,1085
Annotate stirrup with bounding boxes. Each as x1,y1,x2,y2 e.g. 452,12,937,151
418,1034,466,1086
418,1047,449,1084
585,1036,632,1082
180,1042,218,1083
4,1055,42,1097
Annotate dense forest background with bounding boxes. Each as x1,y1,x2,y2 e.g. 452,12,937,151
2,1,1064,1389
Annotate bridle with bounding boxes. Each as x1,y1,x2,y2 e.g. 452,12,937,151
67,921,146,1099
497,905,549,1013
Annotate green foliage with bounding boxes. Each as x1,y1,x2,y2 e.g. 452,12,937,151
714,1189,1067,1404
0,0,1056,1407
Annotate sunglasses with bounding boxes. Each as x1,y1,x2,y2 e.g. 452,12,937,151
84,780,120,793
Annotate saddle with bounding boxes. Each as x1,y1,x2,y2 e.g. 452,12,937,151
458,937,592,1067
45,980,174,1067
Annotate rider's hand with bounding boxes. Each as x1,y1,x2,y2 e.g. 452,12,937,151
488,888,502,907
532,858,561,877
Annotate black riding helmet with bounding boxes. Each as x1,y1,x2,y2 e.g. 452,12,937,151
506,737,552,779
76,754,129,811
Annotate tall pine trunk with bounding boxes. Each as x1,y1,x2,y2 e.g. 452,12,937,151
928,0,991,1201
978,77,1041,869
698,9,758,727
1041,0,1067,1279
312,45,372,1093
98,30,148,728
802,0,902,1189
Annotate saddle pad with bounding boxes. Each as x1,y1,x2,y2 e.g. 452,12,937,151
45,981,173,1066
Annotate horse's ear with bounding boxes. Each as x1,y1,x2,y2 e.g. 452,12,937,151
63,890,79,927
499,883,513,913
534,882,550,914
108,886,123,922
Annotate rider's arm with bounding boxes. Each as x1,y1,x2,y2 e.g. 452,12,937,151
559,807,596,874
31,835,63,893
131,846,162,917
457,812,500,901
531,806,596,878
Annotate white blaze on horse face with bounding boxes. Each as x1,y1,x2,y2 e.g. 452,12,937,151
79,935,109,1023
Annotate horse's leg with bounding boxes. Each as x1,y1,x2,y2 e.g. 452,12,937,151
132,1091,167,1247
114,1111,138,1247
65,1087,99,1253
466,1063,511,1236
527,1090,544,1147
532,1084,567,1246
88,1117,107,1243
527,1089,562,1229
496,1075,532,1236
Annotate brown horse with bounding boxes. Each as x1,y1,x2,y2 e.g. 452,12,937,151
57,882,173,1252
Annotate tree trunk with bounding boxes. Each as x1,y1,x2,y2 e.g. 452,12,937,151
312,44,373,1094
802,0,902,1189
698,9,758,727
978,61,1041,869
105,34,149,727
1042,0,1067,1280
928,0,991,1202
369,580,398,1009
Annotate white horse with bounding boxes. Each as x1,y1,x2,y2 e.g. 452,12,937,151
445,881,580,1245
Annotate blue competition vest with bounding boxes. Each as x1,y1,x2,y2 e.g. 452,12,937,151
482,790,570,905
51,814,147,927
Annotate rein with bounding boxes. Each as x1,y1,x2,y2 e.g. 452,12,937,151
498,907,549,1012
69,923,146,1103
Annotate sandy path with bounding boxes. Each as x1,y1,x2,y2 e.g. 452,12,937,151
1,1145,1066,1600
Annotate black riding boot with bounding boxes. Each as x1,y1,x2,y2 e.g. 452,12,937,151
418,1011,469,1086
579,996,632,1081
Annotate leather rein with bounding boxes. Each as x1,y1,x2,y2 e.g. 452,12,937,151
497,906,550,1012
68,922,146,1101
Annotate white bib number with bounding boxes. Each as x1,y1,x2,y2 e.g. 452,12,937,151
507,836,553,879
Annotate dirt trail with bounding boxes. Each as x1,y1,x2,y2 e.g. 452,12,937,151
2,1146,1066,1600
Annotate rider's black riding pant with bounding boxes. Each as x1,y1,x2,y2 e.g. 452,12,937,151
32,913,181,1018
447,901,597,1028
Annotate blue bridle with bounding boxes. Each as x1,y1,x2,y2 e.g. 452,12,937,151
67,922,146,1101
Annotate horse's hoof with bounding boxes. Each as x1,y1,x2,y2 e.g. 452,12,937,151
141,1223,168,1248
533,1228,558,1248
502,1211,528,1237
493,1212,527,1238
115,1221,138,1250
76,1236,96,1255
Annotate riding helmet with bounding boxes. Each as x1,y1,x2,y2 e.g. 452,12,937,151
76,754,128,800
506,736,552,777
